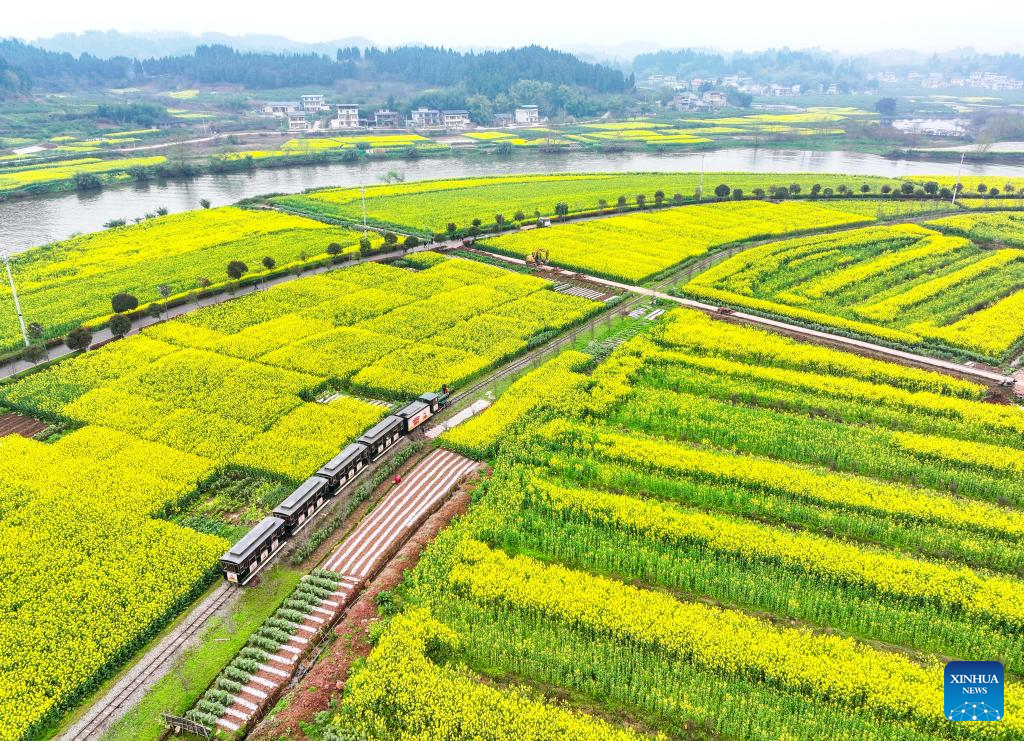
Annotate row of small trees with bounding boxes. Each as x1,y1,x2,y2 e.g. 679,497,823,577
446,179,1024,236
89,233,416,349
10,227,429,365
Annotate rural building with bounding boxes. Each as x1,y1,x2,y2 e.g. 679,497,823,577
411,108,443,128
287,111,309,131
493,112,513,127
702,91,727,107
442,110,472,129
373,110,400,128
331,104,361,129
670,92,702,111
514,105,540,125
301,94,327,112
263,101,298,116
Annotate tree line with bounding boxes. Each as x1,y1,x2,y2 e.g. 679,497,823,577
0,40,632,94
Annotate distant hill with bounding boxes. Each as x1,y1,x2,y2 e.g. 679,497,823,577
0,38,632,96
31,30,376,60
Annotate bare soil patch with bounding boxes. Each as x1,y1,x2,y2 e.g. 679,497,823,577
249,484,475,740
0,412,47,438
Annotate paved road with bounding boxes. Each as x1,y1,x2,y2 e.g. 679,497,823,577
113,130,290,154
472,247,1018,389
0,244,433,381
0,200,972,382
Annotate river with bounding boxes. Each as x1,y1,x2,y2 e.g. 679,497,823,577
3,147,1024,253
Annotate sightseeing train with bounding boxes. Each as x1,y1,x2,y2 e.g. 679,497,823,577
219,389,448,585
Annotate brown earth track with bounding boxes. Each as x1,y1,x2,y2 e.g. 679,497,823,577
248,485,475,740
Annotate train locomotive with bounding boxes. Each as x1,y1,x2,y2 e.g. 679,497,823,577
219,389,448,584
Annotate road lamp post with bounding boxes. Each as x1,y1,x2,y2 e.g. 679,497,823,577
951,152,965,207
1,247,29,348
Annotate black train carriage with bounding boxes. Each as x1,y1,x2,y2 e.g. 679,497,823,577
219,516,286,584
357,415,404,460
395,400,433,434
272,476,331,536
220,387,452,585
316,443,369,493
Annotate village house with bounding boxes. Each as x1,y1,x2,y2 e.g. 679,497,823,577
442,110,472,129
410,108,443,128
263,101,297,117
373,110,401,128
301,94,327,112
702,91,727,107
514,105,540,125
330,104,361,129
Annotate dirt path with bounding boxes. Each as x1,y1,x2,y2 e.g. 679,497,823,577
248,487,474,741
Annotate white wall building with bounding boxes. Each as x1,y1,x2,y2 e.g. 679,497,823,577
330,104,361,129
411,108,442,128
287,111,309,131
301,94,327,112
702,91,727,107
442,110,471,129
373,110,401,128
263,101,298,117
514,105,540,125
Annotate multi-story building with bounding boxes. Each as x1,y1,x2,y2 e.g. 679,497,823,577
301,94,327,112
373,110,401,128
442,110,471,129
670,92,702,111
330,104,361,129
493,112,514,127
702,91,727,107
287,111,309,131
514,105,540,125
410,108,443,128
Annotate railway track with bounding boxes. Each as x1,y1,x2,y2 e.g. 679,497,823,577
459,246,1017,390
208,449,481,735
442,288,656,415
59,582,234,741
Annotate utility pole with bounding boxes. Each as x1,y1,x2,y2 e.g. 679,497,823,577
697,154,705,201
951,152,965,206
1,247,29,347
361,185,367,231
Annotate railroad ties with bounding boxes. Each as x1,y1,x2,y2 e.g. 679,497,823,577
215,449,481,734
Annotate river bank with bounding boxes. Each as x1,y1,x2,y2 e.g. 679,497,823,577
5,147,1024,252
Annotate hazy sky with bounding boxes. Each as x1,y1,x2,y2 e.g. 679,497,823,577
7,0,1024,54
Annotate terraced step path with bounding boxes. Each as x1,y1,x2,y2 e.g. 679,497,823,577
205,449,481,735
